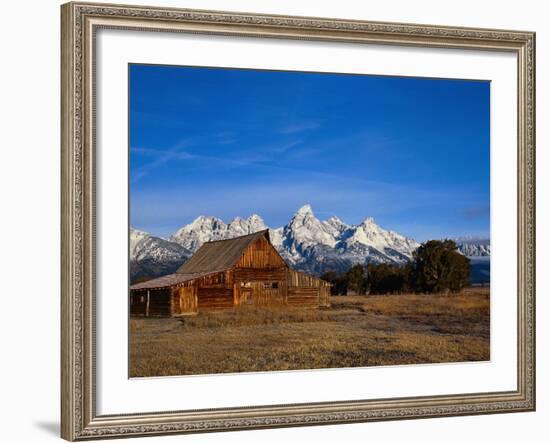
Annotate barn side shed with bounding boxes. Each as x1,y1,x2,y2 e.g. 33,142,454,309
130,230,331,317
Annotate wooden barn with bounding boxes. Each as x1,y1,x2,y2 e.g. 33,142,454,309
130,230,331,317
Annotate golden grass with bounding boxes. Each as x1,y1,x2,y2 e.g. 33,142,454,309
130,287,490,377
178,305,333,329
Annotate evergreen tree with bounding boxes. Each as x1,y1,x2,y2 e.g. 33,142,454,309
410,239,470,293
320,271,345,295
366,263,409,294
346,264,366,295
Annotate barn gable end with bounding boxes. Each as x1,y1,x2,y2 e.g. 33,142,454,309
176,230,274,274
234,234,287,269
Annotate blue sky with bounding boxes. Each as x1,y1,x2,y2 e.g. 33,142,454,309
130,64,490,241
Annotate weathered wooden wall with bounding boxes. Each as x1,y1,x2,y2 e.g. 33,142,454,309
235,281,286,306
171,286,197,315
287,287,319,308
197,287,234,310
319,286,331,308
286,269,332,308
130,288,172,317
235,236,286,269
233,267,286,282
147,289,171,316
287,269,330,288
130,292,147,316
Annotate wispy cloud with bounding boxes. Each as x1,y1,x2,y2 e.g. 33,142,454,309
136,138,305,175
213,131,238,145
187,140,302,169
459,204,490,220
243,139,303,159
280,120,321,134
130,140,196,184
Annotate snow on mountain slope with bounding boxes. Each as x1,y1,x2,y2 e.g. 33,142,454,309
457,243,491,257
269,226,284,250
454,236,491,257
129,228,191,281
343,217,419,259
130,228,189,262
323,215,349,237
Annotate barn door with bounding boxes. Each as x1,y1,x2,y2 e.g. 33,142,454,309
179,287,197,314
240,288,253,305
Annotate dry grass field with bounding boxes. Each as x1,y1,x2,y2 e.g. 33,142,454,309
130,287,490,377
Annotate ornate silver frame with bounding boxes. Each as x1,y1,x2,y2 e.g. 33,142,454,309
61,2,536,440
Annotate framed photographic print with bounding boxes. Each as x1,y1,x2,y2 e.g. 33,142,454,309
61,2,536,440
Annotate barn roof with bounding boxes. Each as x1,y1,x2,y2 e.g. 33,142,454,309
130,270,223,291
176,229,274,274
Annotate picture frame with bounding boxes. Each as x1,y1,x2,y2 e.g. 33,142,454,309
60,1,536,440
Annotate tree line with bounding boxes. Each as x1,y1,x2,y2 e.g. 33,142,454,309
321,240,470,295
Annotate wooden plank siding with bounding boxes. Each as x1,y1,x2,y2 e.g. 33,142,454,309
234,236,286,268
196,271,226,288
319,286,331,308
171,286,198,315
235,281,286,306
233,267,287,282
197,287,234,310
286,269,331,288
287,287,320,308
286,269,332,309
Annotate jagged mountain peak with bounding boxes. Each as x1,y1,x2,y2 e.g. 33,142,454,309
284,204,336,249
247,213,264,222
188,215,225,228
360,216,377,226
130,226,148,239
245,214,267,229
289,207,320,227
227,214,267,237
295,203,314,216
323,216,349,235
325,215,343,224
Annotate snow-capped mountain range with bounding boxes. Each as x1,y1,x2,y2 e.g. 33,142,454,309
454,236,491,257
130,204,490,281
